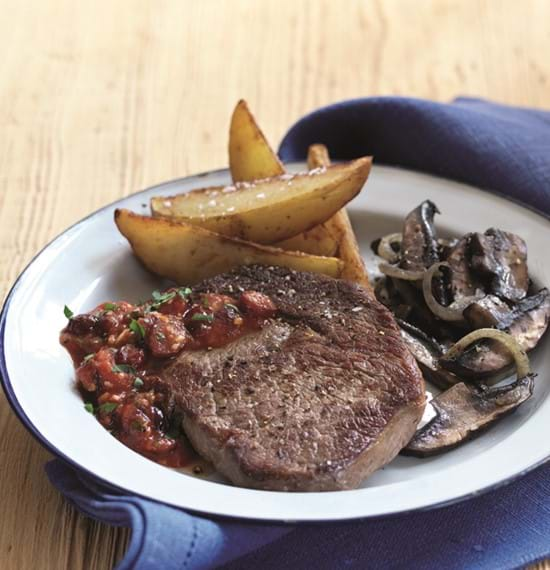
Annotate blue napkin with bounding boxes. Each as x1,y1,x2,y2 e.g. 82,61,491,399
47,97,550,569
279,97,550,213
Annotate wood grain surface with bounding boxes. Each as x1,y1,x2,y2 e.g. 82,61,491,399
1,1,549,568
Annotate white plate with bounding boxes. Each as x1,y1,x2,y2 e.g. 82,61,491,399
2,164,550,522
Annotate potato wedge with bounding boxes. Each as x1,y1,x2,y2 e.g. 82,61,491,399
306,144,370,287
307,143,331,169
275,225,339,257
115,209,343,284
229,100,285,183
150,157,372,245
228,106,338,255
330,209,370,286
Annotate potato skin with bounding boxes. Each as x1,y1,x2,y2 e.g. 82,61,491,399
115,209,343,285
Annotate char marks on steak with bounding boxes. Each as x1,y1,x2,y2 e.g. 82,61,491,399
159,265,425,491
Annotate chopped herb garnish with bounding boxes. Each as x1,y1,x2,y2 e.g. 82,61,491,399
151,290,176,305
129,318,146,339
130,420,146,432
112,364,137,375
133,377,144,389
83,353,95,363
103,302,117,311
84,402,94,414
63,305,74,319
178,287,192,299
190,313,214,323
99,402,118,414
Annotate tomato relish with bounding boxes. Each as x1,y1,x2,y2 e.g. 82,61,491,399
60,287,277,467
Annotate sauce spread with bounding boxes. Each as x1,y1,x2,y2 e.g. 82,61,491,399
60,287,277,467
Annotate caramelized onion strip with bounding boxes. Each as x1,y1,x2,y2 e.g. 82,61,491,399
444,328,531,379
379,262,425,281
377,233,402,264
422,262,479,322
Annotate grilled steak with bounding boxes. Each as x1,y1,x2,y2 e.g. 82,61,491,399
159,265,425,491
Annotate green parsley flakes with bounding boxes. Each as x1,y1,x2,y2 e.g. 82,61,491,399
178,287,192,299
129,318,146,339
151,290,176,304
99,402,118,414
63,305,74,319
111,364,137,375
190,313,214,323
84,402,94,414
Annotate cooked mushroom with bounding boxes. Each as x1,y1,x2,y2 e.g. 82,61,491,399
400,200,440,272
441,289,550,379
402,376,534,457
462,294,512,328
398,320,461,390
438,237,459,260
403,328,534,456
391,279,457,341
422,262,484,323
509,289,550,348
445,234,483,299
374,203,547,389
470,229,529,302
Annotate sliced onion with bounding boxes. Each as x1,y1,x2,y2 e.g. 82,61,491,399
377,233,402,263
444,328,531,379
437,238,458,248
422,262,479,322
379,262,425,281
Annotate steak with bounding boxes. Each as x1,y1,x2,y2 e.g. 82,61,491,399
160,265,425,491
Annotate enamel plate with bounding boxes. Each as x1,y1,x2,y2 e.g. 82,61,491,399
2,164,550,522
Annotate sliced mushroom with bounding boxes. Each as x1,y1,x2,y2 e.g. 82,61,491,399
441,289,550,379
391,278,457,341
463,294,512,329
402,376,534,457
445,234,483,299
509,288,550,349
438,237,459,260
398,320,462,390
400,200,440,272
470,229,529,302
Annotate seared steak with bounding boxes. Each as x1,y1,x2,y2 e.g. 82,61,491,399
160,265,425,491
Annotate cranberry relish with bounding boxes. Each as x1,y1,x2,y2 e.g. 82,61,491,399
60,287,277,467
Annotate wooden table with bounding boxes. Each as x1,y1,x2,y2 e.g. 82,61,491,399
1,1,549,567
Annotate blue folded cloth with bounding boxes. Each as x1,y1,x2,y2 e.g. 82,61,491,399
47,97,550,569
279,97,550,213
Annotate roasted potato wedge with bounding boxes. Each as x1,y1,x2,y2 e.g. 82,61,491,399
330,209,370,286
229,100,285,183
150,157,372,245
307,144,331,169
228,103,338,256
275,225,339,257
306,144,370,287
115,209,343,284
